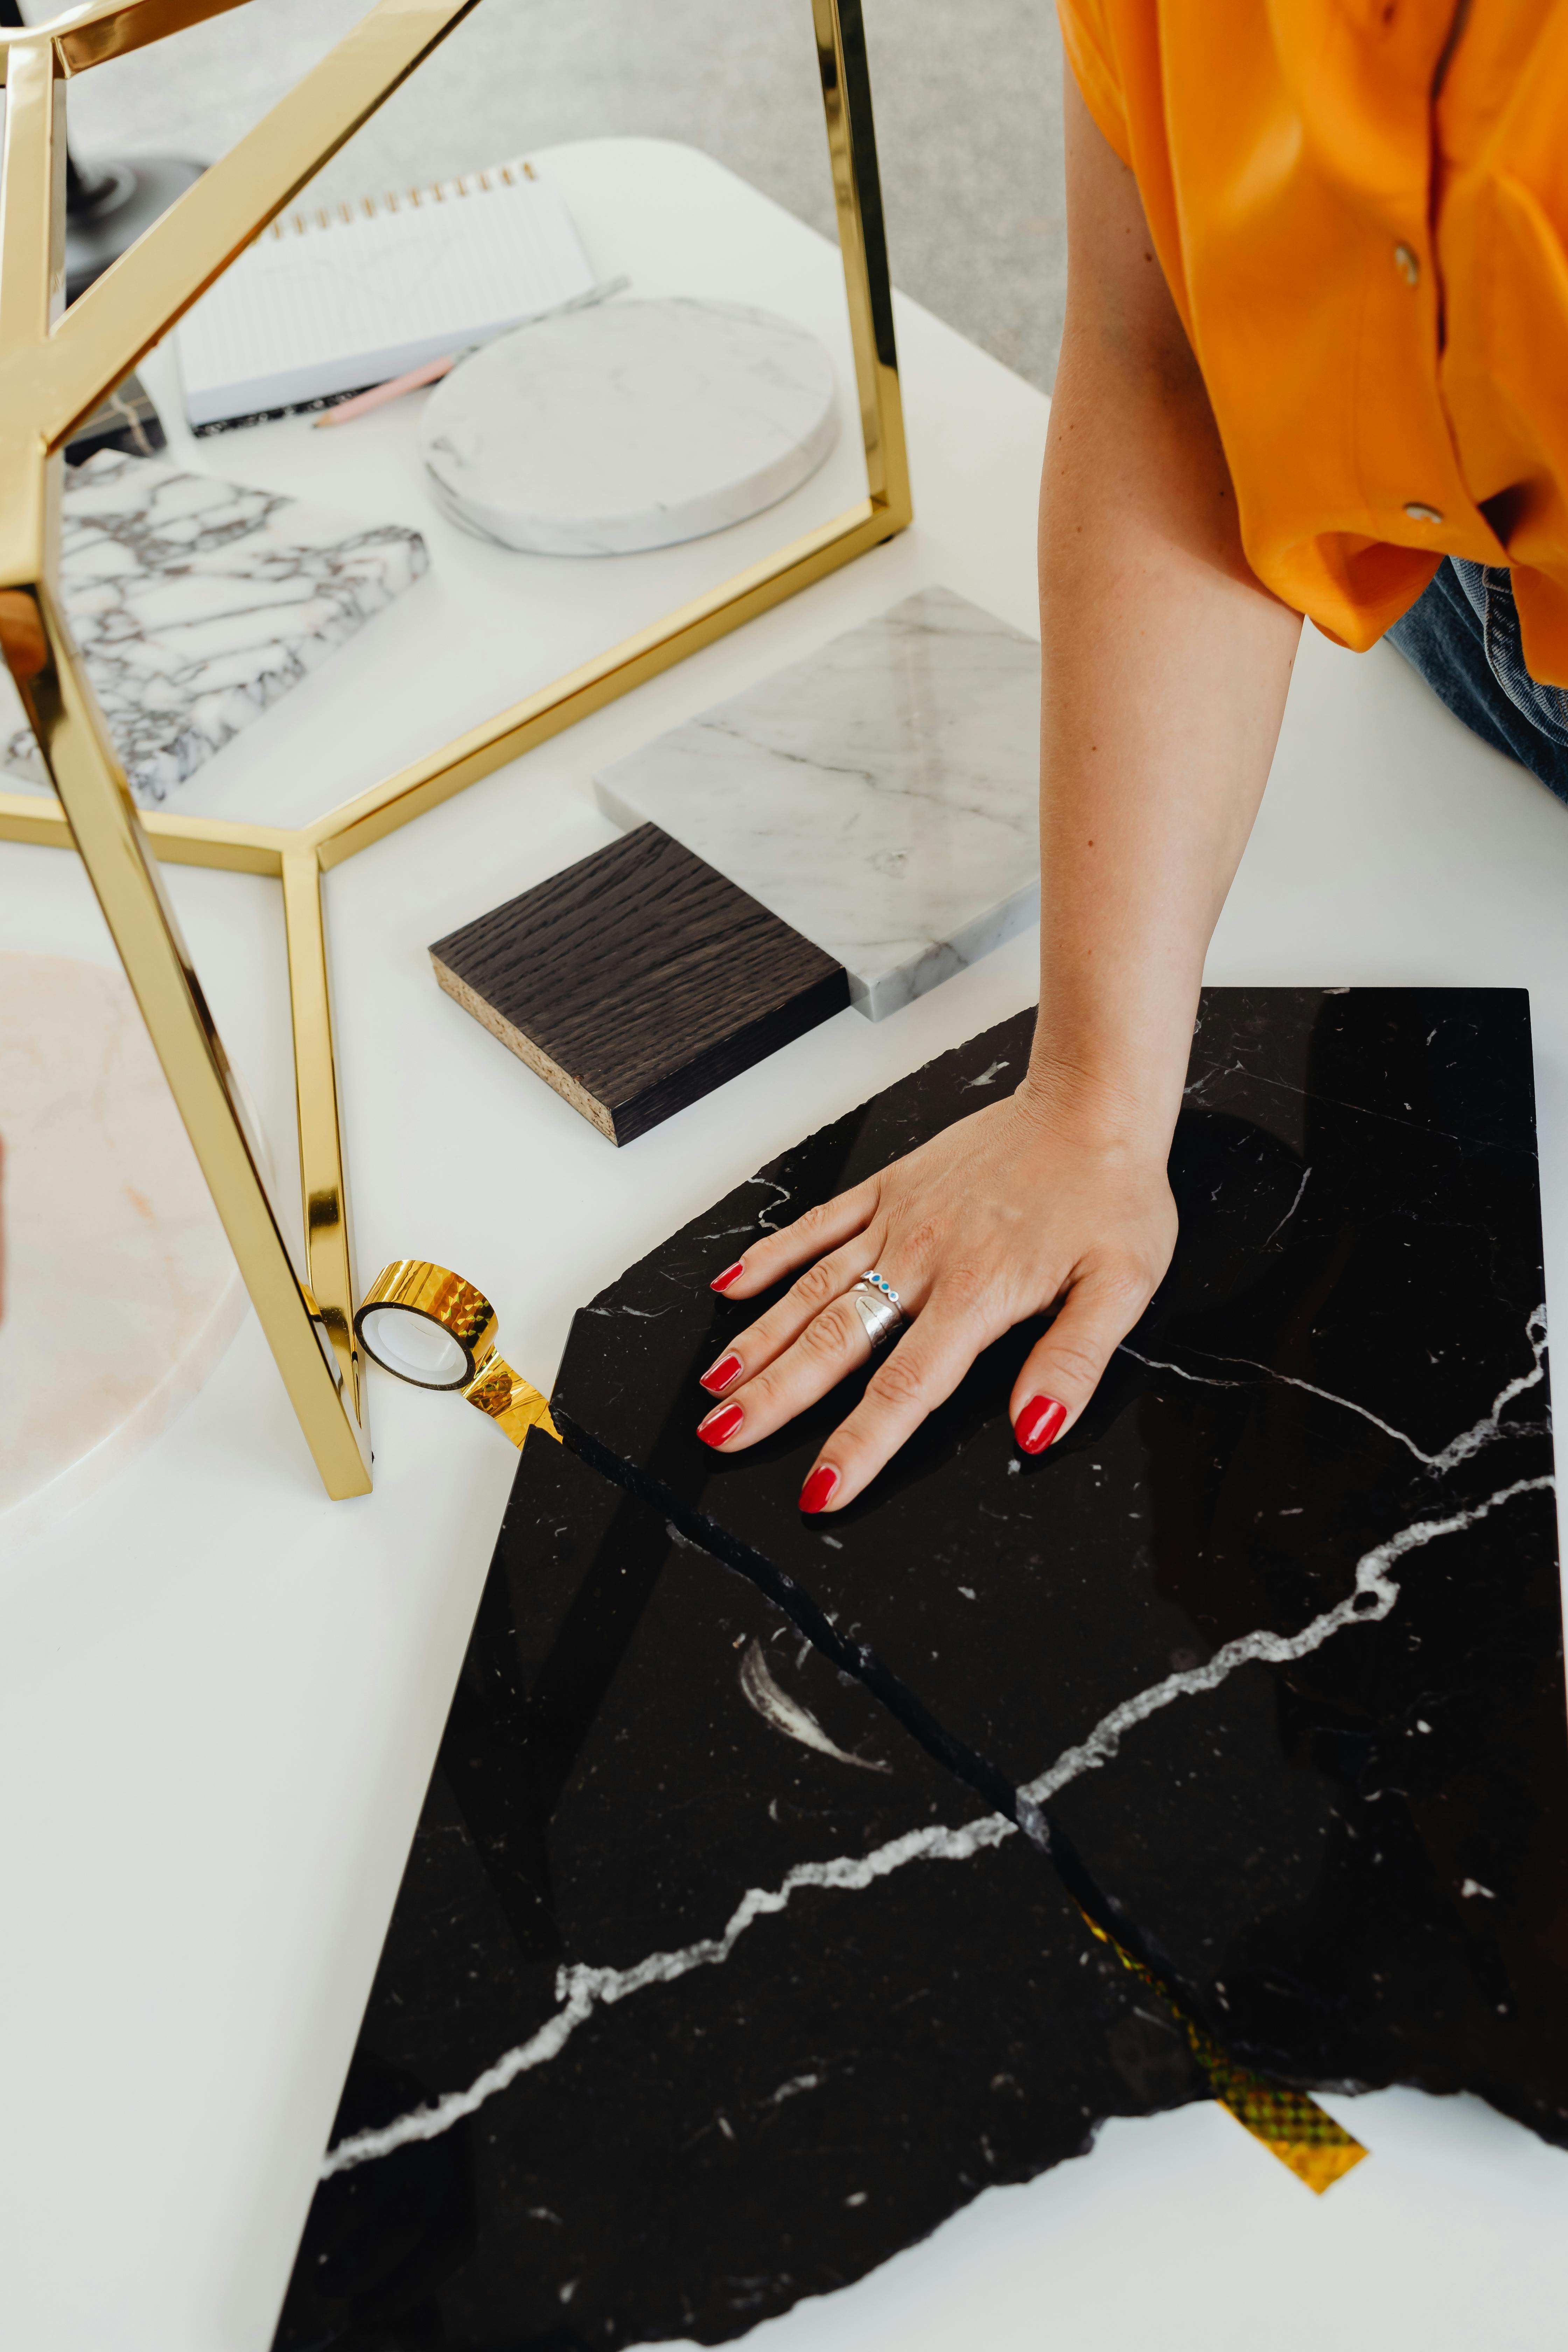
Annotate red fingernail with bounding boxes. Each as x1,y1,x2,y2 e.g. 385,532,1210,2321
698,1400,744,1447
799,1464,839,1514
710,1262,744,1293
700,1351,743,1395
1015,1395,1067,1454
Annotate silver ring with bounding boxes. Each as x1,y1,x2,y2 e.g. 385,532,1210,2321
858,1269,904,1314
850,1289,903,1349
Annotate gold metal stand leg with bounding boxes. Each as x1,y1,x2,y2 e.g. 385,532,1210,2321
8,581,372,1496
282,847,366,1427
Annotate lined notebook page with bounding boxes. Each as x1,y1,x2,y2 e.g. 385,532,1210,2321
176,162,596,429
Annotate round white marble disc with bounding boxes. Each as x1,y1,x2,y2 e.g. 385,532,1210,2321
0,954,247,1547
418,297,840,556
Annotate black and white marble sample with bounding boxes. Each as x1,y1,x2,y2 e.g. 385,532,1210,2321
593,587,1041,1018
553,990,1568,2147
418,298,840,556
63,369,165,467
275,1437,1204,2350
0,451,427,804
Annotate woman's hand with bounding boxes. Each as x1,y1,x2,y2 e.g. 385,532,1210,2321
694,1077,1178,1513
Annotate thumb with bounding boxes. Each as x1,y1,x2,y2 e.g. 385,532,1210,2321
1009,1262,1151,1455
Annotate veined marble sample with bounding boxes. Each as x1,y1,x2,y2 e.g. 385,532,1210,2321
553,990,1568,2149
0,450,427,804
418,297,839,556
274,1437,1204,2351
0,953,246,1546
594,586,1041,1018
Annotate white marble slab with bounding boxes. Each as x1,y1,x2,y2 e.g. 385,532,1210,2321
594,586,1041,1017
417,296,839,556
0,952,247,1547
0,449,427,804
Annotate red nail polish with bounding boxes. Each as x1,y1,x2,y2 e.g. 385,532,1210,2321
800,1464,839,1514
1015,1395,1067,1454
710,1262,744,1293
698,1400,744,1447
700,1351,743,1395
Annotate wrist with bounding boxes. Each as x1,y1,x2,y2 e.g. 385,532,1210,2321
1014,1050,1180,1168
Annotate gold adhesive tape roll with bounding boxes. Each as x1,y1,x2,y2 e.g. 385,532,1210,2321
355,1260,559,1446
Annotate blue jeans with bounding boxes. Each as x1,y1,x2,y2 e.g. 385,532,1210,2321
1387,558,1568,805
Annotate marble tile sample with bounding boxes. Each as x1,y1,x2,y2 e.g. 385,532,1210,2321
430,824,848,1143
0,449,427,804
418,297,839,556
273,1436,1204,2352
553,990,1568,2150
593,586,1042,1019
63,368,165,467
0,952,246,1547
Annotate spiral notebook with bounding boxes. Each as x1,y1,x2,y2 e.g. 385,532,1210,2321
174,158,596,432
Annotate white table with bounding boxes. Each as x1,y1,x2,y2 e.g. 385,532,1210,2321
1,140,1565,2352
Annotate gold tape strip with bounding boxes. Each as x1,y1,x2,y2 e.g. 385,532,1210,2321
463,1357,561,1450
1085,1917,1368,2192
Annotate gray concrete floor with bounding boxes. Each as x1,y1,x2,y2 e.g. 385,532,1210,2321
55,0,1067,390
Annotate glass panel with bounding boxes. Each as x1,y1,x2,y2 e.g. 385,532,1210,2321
7,0,882,835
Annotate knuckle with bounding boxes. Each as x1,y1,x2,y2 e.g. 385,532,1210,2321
742,1357,795,1415
866,1348,928,1410
798,1302,859,1363
792,1258,840,1311
1044,1336,1108,1392
899,1216,941,1269
936,1258,988,1312
1092,1255,1159,1318
735,1313,780,1360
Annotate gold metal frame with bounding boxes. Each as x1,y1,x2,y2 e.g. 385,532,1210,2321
0,0,911,1498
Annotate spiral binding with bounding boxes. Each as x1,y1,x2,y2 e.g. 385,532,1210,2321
265,155,539,241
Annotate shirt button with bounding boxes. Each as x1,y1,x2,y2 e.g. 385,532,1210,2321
1405,502,1444,524
1394,243,1420,286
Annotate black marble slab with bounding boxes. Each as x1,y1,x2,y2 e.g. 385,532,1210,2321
276,1437,1205,2352
552,990,1568,2144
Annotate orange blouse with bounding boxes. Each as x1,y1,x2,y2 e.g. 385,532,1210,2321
1057,0,1568,685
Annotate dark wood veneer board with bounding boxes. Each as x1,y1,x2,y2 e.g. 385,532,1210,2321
429,824,849,1145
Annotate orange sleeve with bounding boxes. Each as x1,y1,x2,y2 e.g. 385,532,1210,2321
1056,0,1134,168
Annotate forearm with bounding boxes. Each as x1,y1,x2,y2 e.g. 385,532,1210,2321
1028,87,1303,1155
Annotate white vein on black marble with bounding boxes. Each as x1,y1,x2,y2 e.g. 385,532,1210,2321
1181,1050,1503,1151
1261,1166,1312,1247
0,450,426,804
321,1815,1014,2177
692,1177,797,1249
1119,1303,1546,1474
1017,1472,1554,1817
323,1303,1554,2177
739,1640,892,1775
747,1177,795,1233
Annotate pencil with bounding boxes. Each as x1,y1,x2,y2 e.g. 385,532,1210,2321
315,355,456,427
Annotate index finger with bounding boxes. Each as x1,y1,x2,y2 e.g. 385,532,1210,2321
707,1177,881,1299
